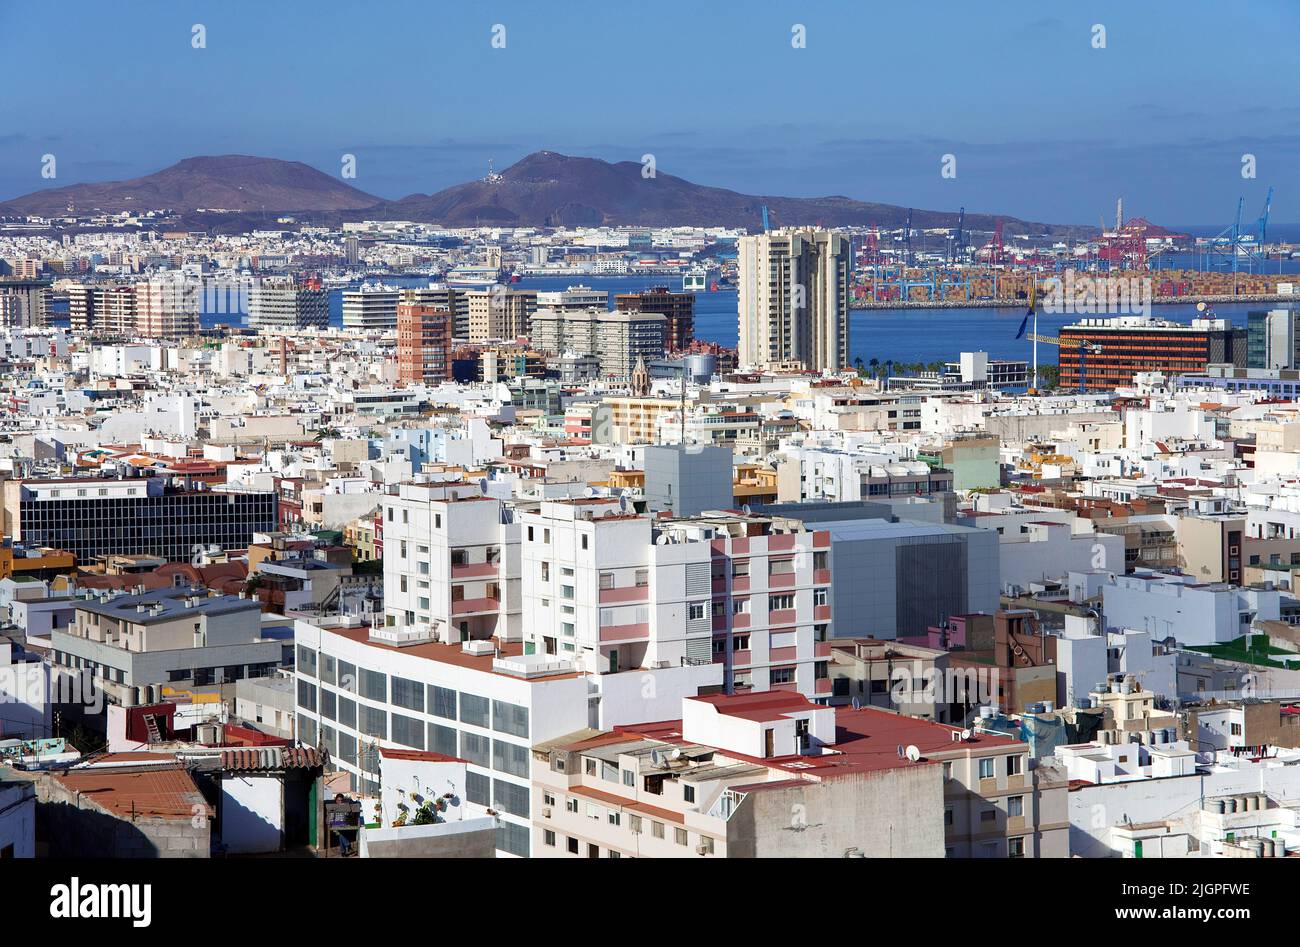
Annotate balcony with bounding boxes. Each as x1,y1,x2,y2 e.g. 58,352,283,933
451,561,498,581
598,622,649,643
451,596,500,616
813,569,831,585
769,646,798,663
732,576,750,592
733,612,751,629
769,608,797,626
814,604,831,622
598,585,649,605
768,572,796,590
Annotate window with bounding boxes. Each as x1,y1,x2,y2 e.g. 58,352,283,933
493,779,530,818
733,634,750,651
651,821,665,839
813,588,828,607
942,761,953,781
460,731,491,767
635,569,649,587
622,769,635,787
1008,795,1024,818
1006,754,1023,776
699,836,714,854
296,645,316,678
770,667,795,685
497,821,530,858
944,807,953,826
391,676,423,712
599,572,615,590
674,827,688,846
608,811,621,826
581,535,588,550
687,602,706,621
683,785,695,803
390,712,424,750
359,705,386,739
732,560,750,577
629,815,642,834
567,836,579,854
492,700,529,738
493,740,529,778
978,758,995,779
320,689,337,721
541,561,550,582
1008,837,1026,858
769,558,795,576
460,693,490,728
429,723,457,757
980,809,996,823
732,597,750,615
544,830,556,848
770,594,794,611
297,678,316,712
429,685,457,720
466,771,490,806
358,668,387,702
338,696,356,730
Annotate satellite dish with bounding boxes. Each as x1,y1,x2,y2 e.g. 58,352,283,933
742,504,752,516
961,729,973,741
619,494,628,512
905,745,921,763
896,744,905,758
669,748,681,760
1196,301,1207,312
478,477,488,493
584,486,596,497
650,748,663,767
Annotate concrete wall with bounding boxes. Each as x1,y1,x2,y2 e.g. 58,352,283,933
726,766,944,858
221,774,283,854
361,816,497,857
34,774,210,858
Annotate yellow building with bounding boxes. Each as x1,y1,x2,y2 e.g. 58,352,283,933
0,541,76,581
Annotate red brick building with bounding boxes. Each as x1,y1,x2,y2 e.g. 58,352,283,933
397,302,452,383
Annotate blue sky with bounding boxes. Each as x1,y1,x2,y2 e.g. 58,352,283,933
0,0,1296,225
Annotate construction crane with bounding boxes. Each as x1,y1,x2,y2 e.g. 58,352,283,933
1023,332,1102,394
903,208,914,266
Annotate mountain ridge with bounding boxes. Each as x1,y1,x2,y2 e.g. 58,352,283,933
0,151,1092,235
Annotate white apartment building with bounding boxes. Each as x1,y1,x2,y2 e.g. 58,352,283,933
293,617,590,858
380,481,522,644
341,285,399,330
518,500,834,701
534,285,609,312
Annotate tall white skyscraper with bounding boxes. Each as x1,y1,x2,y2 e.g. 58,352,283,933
737,228,851,372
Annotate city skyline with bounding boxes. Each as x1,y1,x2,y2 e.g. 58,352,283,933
1,0,1296,225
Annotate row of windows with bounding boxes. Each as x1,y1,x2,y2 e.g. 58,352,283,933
296,651,528,737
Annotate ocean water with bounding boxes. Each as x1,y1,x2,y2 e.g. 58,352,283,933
198,274,1288,367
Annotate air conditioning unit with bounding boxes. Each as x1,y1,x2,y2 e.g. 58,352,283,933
695,844,710,856
542,807,552,818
